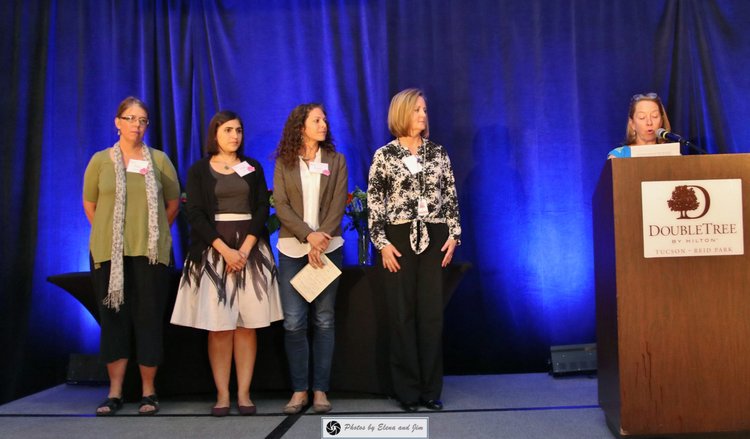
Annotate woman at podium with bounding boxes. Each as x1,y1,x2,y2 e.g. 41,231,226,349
608,92,672,158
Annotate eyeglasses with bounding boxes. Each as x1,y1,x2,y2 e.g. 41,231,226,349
631,92,659,102
118,115,150,126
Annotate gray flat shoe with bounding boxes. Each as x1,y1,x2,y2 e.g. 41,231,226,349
283,398,308,415
313,402,332,413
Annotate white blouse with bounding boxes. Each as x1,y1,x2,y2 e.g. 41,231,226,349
277,149,344,258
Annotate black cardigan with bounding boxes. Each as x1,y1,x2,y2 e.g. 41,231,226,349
185,155,270,262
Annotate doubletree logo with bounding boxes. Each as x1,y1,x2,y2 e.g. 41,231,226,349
667,185,710,219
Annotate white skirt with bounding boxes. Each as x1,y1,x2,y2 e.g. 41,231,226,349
171,221,283,331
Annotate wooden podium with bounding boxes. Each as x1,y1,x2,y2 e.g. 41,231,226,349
593,154,750,437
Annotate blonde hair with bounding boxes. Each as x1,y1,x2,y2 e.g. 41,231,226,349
387,88,429,138
624,93,672,145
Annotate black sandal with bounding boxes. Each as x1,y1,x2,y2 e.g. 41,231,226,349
139,394,160,415
96,397,123,416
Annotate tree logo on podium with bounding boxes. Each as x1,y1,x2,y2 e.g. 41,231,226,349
667,185,710,219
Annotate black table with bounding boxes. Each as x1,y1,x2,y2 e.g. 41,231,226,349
48,263,470,399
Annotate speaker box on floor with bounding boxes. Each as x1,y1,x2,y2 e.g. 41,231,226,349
67,353,108,383
549,343,597,376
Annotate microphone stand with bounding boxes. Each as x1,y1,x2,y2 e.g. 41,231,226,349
681,139,708,155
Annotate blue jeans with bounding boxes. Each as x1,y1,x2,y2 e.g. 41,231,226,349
278,248,342,392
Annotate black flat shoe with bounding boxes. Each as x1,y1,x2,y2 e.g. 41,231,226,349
238,405,256,416
211,406,230,417
420,399,443,410
399,401,419,412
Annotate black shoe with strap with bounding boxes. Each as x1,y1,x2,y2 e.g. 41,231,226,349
139,394,159,415
95,397,123,416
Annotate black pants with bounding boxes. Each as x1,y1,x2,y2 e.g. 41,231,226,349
383,222,448,403
91,256,169,366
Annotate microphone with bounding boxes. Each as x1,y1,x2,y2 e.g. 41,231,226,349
656,128,688,143
656,128,707,154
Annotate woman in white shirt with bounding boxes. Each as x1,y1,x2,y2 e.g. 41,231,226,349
273,103,348,414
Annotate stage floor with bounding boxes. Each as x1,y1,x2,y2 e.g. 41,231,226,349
0,373,613,438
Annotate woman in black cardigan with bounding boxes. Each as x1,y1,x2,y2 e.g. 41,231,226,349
171,110,282,416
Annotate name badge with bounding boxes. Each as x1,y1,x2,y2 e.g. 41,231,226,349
402,155,423,174
418,197,429,217
233,161,255,177
309,162,330,176
126,159,149,174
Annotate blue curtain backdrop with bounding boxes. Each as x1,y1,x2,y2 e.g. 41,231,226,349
2,0,750,402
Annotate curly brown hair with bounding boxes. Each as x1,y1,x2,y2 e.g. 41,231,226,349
274,103,336,168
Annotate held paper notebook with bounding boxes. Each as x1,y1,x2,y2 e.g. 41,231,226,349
289,253,342,303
